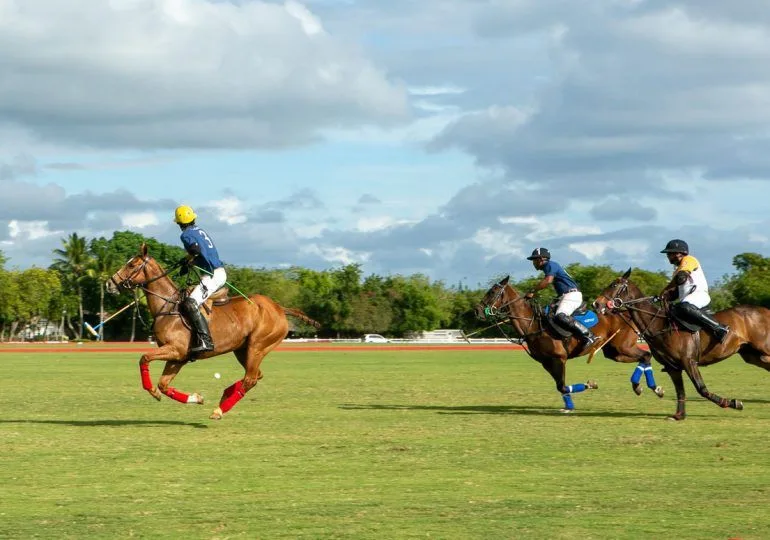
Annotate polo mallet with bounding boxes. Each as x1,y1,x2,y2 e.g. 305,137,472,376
84,300,136,337
587,329,620,364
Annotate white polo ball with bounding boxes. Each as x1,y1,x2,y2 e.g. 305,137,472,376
214,372,221,379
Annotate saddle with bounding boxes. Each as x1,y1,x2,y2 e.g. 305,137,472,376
183,286,231,316
667,304,714,333
542,301,599,340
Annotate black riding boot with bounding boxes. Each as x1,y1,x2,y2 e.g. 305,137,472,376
182,297,214,354
555,313,598,346
676,302,730,343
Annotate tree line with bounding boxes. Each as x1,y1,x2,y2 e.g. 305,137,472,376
0,230,766,341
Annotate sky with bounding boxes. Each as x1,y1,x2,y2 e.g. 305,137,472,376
2,0,770,289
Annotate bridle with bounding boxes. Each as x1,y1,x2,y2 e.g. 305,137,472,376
110,255,182,305
477,282,543,341
110,255,151,291
599,279,668,339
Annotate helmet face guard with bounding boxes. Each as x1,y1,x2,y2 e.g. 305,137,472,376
174,205,197,225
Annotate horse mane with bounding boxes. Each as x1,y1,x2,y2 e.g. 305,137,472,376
623,278,645,299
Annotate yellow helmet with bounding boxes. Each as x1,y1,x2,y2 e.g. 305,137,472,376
174,205,197,225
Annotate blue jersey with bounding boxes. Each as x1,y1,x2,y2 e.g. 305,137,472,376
180,226,223,272
542,260,579,295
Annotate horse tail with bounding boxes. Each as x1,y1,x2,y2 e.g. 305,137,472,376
282,306,322,329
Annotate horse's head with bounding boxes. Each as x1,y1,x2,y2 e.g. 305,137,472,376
475,275,522,320
106,243,156,294
593,268,643,315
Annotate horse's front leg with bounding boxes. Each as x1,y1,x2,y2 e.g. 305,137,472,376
157,361,204,405
139,345,186,401
663,366,687,421
604,339,664,398
627,353,664,398
682,358,744,413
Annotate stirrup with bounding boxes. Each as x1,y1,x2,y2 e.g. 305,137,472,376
713,326,729,343
190,338,214,354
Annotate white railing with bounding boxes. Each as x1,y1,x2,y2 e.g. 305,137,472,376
285,337,519,344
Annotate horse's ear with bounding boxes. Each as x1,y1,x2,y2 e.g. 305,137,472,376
622,267,632,279
140,242,148,257
500,275,510,286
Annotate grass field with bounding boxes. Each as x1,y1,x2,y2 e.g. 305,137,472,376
1,347,769,539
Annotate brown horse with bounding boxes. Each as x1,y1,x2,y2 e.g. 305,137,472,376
594,268,770,420
475,276,663,412
106,243,320,420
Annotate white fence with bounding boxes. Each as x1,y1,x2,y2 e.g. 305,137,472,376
285,337,519,344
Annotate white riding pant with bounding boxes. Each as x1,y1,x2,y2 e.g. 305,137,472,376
555,291,583,316
189,267,227,307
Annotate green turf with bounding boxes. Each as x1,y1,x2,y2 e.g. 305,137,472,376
1,349,769,539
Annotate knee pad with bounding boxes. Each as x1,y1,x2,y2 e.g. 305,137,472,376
182,297,199,313
674,302,700,320
555,312,571,325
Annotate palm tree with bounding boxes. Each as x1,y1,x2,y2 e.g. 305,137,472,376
51,233,92,339
87,244,118,340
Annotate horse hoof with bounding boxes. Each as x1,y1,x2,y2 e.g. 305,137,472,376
667,414,686,422
150,388,162,401
559,408,575,414
732,399,744,411
654,386,665,398
191,393,204,405
209,407,223,420
586,379,599,390
632,384,643,396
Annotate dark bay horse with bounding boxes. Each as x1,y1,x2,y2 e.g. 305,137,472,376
106,243,320,420
594,269,770,420
475,276,662,413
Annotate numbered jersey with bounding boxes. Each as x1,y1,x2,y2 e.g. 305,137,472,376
180,225,223,272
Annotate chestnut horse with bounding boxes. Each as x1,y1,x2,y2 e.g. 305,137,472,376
475,276,662,413
106,243,320,420
594,269,770,420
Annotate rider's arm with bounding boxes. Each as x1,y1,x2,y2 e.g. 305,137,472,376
526,275,554,297
660,271,689,300
186,242,201,256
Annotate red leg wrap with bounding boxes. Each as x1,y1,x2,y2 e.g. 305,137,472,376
219,381,245,413
163,387,191,404
140,363,153,390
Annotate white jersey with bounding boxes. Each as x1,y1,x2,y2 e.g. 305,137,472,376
675,255,710,308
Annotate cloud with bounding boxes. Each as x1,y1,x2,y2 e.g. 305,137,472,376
432,1,770,198
0,0,409,150
357,194,381,205
0,154,176,239
590,197,657,222
121,212,160,229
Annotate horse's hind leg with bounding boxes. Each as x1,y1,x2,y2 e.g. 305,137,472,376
682,359,744,412
209,338,279,420
157,361,204,405
542,357,597,414
739,346,770,372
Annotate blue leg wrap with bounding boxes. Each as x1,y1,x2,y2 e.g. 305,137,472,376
562,393,575,410
644,364,657,389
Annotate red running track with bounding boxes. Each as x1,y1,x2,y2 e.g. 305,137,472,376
0,342,526,353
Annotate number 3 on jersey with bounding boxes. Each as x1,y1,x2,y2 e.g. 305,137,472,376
198,229,214,248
